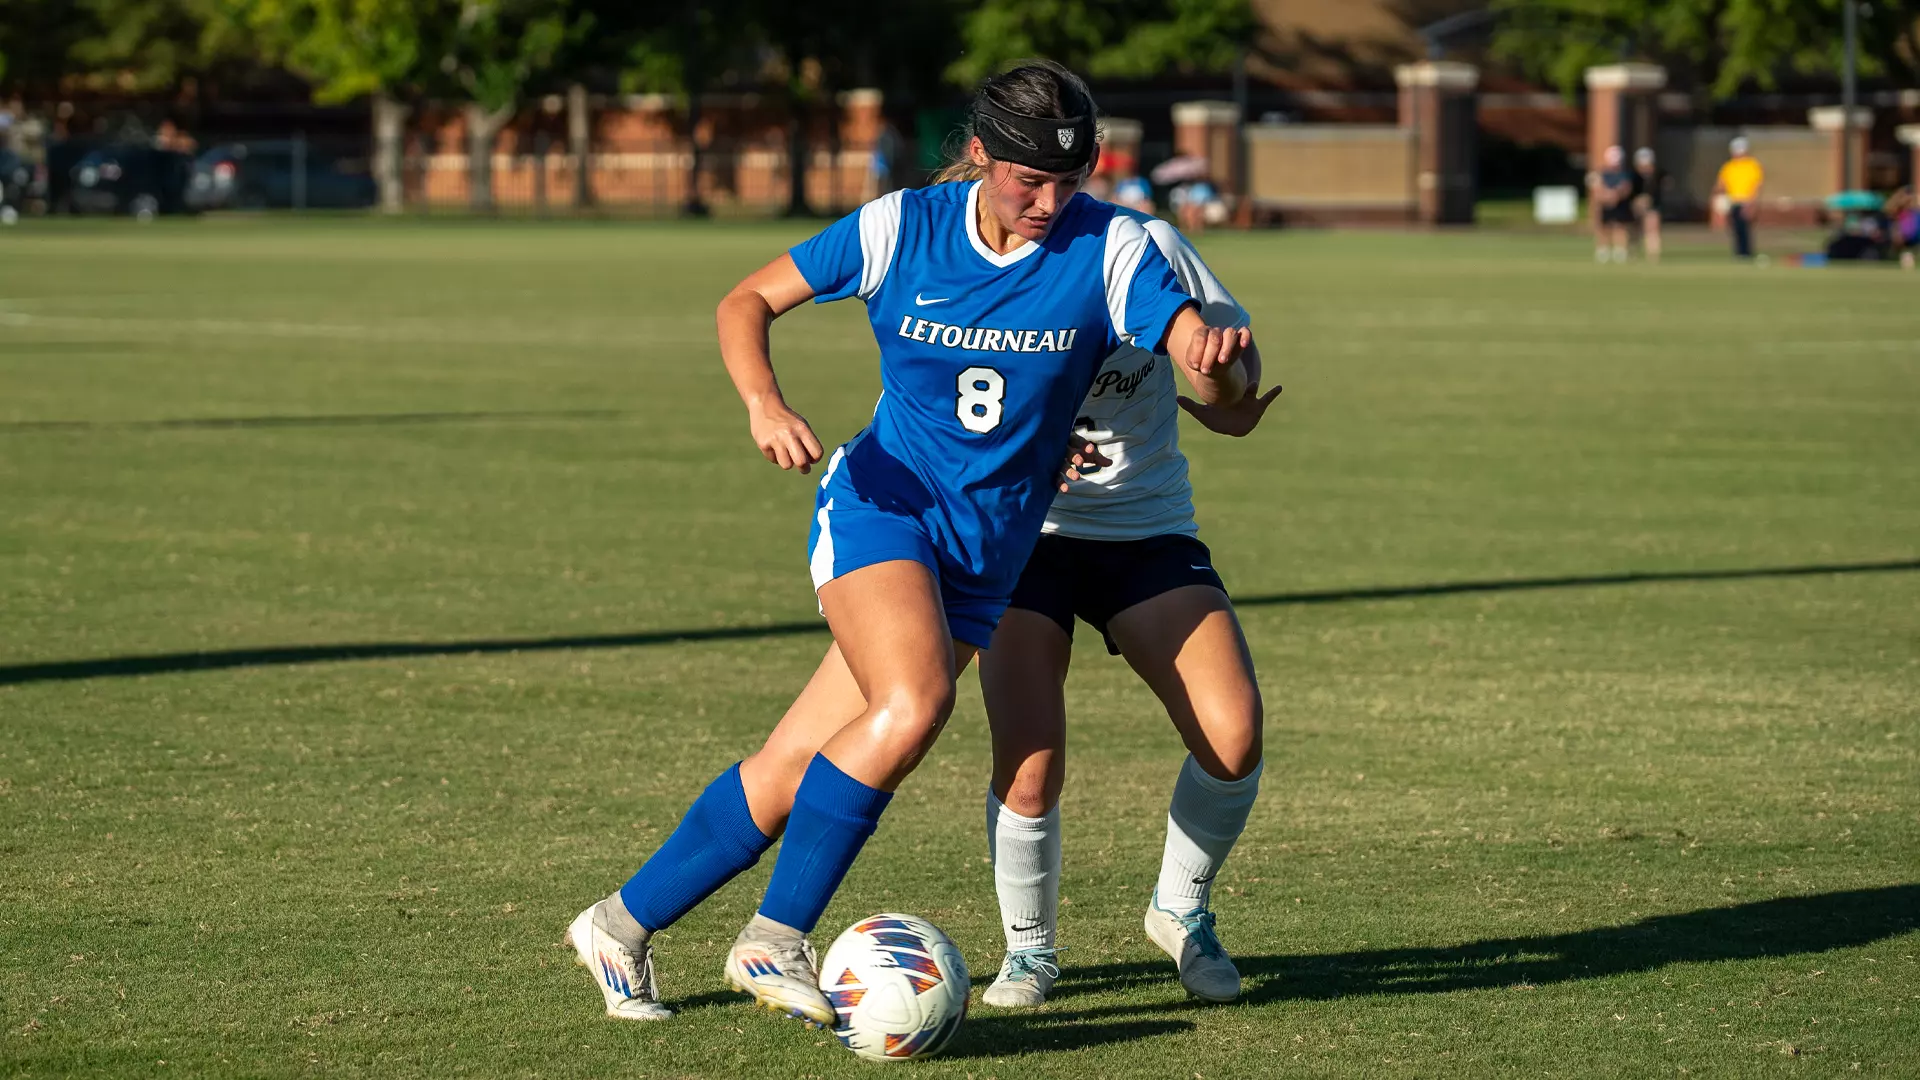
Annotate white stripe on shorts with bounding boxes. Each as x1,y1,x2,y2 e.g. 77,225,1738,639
810,498,837,591
809,447,847,591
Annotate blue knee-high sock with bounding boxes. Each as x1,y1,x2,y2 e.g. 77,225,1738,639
619,763,774,932
757,754,892,933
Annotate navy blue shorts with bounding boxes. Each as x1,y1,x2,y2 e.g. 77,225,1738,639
1006,533,1227,655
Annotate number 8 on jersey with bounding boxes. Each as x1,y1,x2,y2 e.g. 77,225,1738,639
956,366,1006,434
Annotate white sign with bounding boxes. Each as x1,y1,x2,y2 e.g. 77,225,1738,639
1533,186,1580,224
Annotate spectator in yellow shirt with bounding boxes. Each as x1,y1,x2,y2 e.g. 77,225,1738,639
1714,136,1764,259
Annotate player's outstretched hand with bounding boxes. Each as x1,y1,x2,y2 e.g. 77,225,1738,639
749,399,825,474
1057,437,1113,493
1181,325,1250,379
1178,381,1284,438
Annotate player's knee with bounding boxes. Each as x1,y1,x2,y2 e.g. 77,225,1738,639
1193,693,1263,780
742,743,813,803
1208,744,1263,782
1001,771,1060,817
873,678,958,759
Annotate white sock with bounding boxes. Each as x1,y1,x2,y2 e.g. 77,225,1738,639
1611,244,1627,262
987,790,1059,954
1155,755,1262,914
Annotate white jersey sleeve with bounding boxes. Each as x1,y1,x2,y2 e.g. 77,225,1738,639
1042,212,1249,542
787,189,905,303
1145,218,1250,334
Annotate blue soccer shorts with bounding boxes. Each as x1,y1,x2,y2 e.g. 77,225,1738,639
806,448,1008,651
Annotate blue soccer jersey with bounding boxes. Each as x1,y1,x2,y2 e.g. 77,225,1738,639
788,180,1193,646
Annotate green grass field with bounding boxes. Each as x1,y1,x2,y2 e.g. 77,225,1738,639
2,217,1916,1078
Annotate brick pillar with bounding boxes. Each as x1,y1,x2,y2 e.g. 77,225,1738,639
1584,64,1666,176
837,88,884,205
839,88,882,145
567,83,591,208
631,93,677,207
1808,106,1872,194
1901,125,1920,189
1394,61,1479,224
1171,101,1241,200
1102,117,1143,172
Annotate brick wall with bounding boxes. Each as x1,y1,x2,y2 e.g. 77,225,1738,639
405,90,886,212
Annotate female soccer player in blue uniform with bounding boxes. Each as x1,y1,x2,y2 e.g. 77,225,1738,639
565,60,1252,1026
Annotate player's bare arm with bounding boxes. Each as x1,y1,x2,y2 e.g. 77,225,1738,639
716,253,826,473
1177,341,1283,438
1166,309,1250,407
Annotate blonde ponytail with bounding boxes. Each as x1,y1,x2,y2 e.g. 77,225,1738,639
930,156,985,185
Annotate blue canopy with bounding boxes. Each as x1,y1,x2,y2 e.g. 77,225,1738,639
1825,190,1884,212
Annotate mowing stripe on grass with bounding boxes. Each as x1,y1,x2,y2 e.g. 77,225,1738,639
0,409,633,433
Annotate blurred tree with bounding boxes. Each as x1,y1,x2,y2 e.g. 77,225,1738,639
1489,0,1728,97
0,0,88,96
758,0,966,214
1717,0,1920,92
68,0,256,93
1491,0,1920,97
617,0,964,217
755,1,848,216
945,0,1256,86
241,0,435,211
0,0,256,102
611,3,761,215
246,0,584,211
439,0,586,210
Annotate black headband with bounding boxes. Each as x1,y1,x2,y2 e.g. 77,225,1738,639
975,97,1096,174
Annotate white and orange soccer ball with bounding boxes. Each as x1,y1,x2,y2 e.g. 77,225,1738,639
818,913,970,1061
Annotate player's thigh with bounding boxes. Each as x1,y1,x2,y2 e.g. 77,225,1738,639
817,559,975,788
1106,584,1263,779
740,642,868,834
979,608,1073,814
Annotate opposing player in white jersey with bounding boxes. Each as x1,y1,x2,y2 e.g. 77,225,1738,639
978,209,1281,1007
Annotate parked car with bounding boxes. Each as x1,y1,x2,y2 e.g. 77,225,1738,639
0,148,32,221
69,145,195,218
188,142,377,210
41,140,103,214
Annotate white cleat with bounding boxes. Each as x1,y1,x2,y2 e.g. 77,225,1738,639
1144,894,1241,1003
724,919,835,1028
565,905,673,1021
981,946,1062,1007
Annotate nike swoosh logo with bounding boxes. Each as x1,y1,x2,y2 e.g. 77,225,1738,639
1190,565,1211,572
1191,872,1218,885
915,293,949,306
1010,921,1047,934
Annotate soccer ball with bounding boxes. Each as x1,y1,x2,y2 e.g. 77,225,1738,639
818,913,969,1061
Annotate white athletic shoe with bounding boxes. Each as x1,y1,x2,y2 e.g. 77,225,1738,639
724,918,835,1028
981,946,1063,1007
565,905,673,1021
1144,894,1241,1003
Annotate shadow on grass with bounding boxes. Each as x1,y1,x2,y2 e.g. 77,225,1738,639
1230,558,1920,610
0,408,630,433
658,989,1197,1057
2,558,1914,687
631,888,1912,1059
943,1014,1195,1058
1049,885,1919,1009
